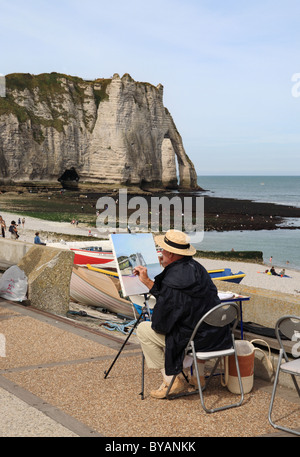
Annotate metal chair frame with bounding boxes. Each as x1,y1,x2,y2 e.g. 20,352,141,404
268,315,300,436
166,302,244,413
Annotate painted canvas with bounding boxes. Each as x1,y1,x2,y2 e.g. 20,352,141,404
110,233,162,297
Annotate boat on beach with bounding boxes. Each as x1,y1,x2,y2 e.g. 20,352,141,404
48,240,117,270
70,264,243,322
70,265,155,319
70,247,116,269
208,268,245,283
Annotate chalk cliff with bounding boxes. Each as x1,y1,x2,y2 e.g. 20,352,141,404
0,72,198,189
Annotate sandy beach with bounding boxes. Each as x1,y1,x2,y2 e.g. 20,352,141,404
1,210,300,297
199,257,300,297
0,210,100,241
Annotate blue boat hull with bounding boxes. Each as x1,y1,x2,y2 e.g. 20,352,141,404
208,268,245,284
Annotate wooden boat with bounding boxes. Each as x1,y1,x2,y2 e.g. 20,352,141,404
70,264,242,323
47,241,117,269
49,241,162,272
50,240,244,283
208,268,245,283
70,265,155,319
70,248,116,269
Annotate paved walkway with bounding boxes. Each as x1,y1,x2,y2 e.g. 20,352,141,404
0,299,299,439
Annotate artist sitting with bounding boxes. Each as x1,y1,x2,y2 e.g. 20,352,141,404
134,229,232,399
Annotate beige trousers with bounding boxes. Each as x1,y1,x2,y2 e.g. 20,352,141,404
136,321,205,380
136,321,166,370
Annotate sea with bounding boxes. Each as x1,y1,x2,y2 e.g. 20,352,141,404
193,176,300,271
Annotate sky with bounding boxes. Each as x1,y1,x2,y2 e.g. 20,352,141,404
1,0,300,176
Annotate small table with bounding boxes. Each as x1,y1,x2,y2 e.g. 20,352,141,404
220,293,250,339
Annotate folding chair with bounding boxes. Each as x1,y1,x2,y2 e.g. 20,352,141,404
268,315,300,436
166,302,244,413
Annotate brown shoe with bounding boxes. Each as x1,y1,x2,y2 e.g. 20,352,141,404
150,376,186,399
189,374,205,389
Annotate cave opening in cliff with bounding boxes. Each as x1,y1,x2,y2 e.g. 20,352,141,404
58,167,79,189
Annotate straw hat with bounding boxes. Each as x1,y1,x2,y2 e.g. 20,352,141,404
155,229,196,256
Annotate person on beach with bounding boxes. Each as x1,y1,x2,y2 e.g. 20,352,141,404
9,221,19,239
0,216,6,237
34,232,46,245
134,229,232,399
22,217,25,228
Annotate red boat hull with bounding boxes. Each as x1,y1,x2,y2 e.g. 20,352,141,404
70,249,116,269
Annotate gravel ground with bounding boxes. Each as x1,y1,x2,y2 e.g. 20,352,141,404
0,301,299,437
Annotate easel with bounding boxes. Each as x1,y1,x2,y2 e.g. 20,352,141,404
104,293,151,400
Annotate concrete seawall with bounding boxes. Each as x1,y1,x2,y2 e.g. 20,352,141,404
0,238,34,267
213,279,300,329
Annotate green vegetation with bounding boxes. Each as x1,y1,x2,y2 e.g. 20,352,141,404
0,193,97,225
195,250,264,263
0,72,112,140
6,72,70,95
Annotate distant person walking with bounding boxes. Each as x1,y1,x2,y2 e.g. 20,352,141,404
22,217,25,229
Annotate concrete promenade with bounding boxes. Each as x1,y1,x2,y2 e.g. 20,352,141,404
0,298,299,439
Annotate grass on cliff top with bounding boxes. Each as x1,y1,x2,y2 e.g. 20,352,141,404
6,73,72,94
5,72,111,105
0,73,112,136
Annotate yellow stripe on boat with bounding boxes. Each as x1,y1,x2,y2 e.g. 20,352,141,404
214,274,246,281
87,264,119,277
86,265,245,282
